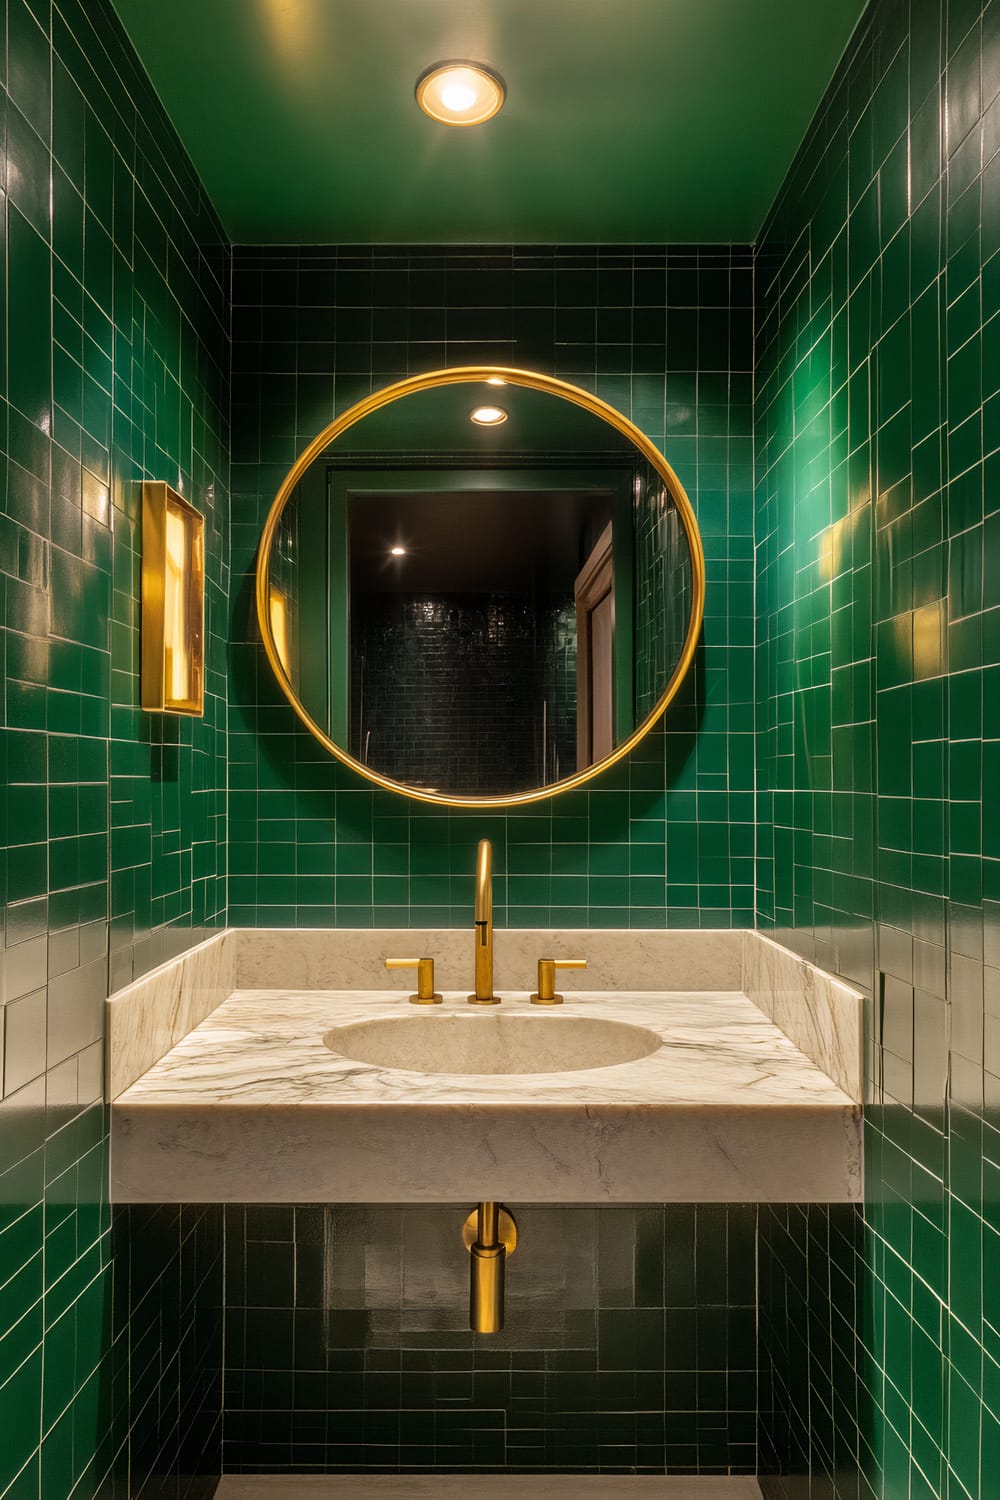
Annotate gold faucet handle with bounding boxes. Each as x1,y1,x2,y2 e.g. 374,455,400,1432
530,957,587,1005
385,957,442,1004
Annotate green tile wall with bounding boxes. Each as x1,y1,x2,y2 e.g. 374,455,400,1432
0,0,229,1495
228,245,755,931
755,0,1000,1494
758,1205,866,1497
113,1204,223,1500
222,1204,758,1477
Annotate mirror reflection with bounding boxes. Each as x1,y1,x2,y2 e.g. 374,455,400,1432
264,378,698,800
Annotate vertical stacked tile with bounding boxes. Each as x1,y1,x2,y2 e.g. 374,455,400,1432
228,246,756,931
0,1,228,1495
755,0,1000,1494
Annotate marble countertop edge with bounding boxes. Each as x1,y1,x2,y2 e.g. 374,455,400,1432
114,1096,860,1115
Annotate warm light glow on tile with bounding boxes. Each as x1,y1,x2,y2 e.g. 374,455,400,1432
818,514,852,580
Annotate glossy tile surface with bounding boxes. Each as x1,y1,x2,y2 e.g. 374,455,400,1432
228,246,756,933
0,0,228,1495
755,0,1000,1495
222,1204,759,1475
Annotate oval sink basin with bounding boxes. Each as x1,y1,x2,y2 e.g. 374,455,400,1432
323,1013,662,1075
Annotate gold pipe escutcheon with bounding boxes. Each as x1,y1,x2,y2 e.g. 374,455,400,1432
464,1202,517,1334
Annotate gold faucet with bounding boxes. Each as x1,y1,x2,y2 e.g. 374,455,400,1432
468,838,500,1004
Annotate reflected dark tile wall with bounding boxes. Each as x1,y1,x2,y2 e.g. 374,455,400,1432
0,0,229,1494
222,1204,758,1476
755,0,1000,1494
351,592,576,796
634,458,695,722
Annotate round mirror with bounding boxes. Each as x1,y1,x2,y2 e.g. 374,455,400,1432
256,368,704,807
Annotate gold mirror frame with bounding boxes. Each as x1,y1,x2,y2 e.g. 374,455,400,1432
256,366,706,808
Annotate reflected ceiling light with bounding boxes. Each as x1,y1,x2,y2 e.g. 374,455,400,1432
416,63,505,126
390,545,407,557
470,405,508,426
485,376,506,385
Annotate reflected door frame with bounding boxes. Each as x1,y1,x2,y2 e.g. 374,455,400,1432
575,522,616,770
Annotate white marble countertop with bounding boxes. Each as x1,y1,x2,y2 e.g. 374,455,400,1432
110,988,862,1205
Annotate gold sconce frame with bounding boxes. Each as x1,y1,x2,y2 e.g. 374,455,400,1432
141,481,205,715
256,366,706,808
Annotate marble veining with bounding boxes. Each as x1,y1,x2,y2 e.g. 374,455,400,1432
105,929,236,1096
119,989,856,1106
741,931,865,1101
111,987,862,1205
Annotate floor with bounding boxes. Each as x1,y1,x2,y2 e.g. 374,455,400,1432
216,1478,763,1498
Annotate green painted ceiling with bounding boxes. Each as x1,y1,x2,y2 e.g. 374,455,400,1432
112,0,866,244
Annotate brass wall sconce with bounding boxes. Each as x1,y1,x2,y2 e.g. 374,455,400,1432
141,482,205,714
463,1202,517,1333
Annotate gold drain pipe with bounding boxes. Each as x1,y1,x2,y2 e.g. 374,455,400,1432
463,1203,517,1333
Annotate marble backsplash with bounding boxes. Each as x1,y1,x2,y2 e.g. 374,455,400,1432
106,930,237,1096
742,931,864,1102
236,927,743,994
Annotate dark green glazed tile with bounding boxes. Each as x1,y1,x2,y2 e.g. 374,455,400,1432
757,0,999,1494
0,0,229,1494
223,1204,757,1475
229,243,755,930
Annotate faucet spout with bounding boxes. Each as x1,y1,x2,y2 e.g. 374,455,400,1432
469,838,500,1004
474,837,492,925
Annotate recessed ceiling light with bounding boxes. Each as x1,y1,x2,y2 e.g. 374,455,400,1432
470,405,508,426
390,545,407,556
416,63,505,127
